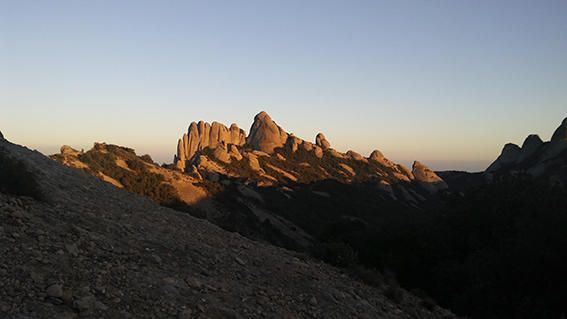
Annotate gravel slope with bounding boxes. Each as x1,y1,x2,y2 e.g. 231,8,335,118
0,138,454,319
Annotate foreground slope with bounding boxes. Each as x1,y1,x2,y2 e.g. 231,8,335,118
0,138,453,318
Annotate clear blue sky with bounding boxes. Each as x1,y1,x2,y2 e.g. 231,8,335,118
1,0,566,171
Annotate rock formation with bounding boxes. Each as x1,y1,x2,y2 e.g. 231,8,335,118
175,121,246,170
60,145,81,156
486,143,521,172
168,111,449,199
315,133,331,149
369,149,397,168
347,150,365,162
286,135,301,153
517,134,543,163
412,161,448,193
248,111,289,153
0,131,3,139
551,117,567,142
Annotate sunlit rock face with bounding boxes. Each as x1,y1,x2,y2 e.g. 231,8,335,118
247,111,289,153
412,161,448,194
174,121,246,170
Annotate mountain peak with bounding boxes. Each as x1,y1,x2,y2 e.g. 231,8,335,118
551,117,567,142
412,161,448,193
248,111,289,153
315,133,331,149
255,111,272,121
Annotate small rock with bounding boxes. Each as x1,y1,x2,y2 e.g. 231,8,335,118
309,296,318,306
235,256,246,265
46,284,63,298
178,308,193,319
74,295,96,311
65,243,79,256
95,301,108,311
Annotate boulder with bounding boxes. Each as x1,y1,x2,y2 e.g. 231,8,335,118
212,144,231,164
327,149,346,159
315,133,331,149
228,145,243,161
247,111,289,153
346,150,365,162
285,135,302,153
301,141,314,152
313,146,324,159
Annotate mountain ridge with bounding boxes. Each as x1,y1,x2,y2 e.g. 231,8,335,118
0,134,454,318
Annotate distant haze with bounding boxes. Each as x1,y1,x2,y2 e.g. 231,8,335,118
1,1,566,172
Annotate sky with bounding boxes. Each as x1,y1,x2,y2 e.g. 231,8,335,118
1,0,566,171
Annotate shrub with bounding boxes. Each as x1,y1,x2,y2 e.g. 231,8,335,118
349,265,384,287
384,285,404,304
0,150,44,200
312,242,358,267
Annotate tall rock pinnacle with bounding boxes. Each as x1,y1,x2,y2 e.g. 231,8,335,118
174,120,246,170
247,111,289,153
315,133,331,150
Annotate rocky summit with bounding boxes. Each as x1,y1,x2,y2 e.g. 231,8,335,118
172,111,447,200
0,134,454,319
484,117,567,184
247,111,289,154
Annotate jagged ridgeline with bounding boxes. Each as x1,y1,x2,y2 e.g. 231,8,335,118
171,111,448,199
485,117,567,185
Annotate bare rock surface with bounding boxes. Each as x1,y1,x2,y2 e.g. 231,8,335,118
412,161,448,194
0,138,453,319
517,134,544,163
247,111,289,153
551,117,567,142
486,143,521,172
175,121,246,170
315,133,331,150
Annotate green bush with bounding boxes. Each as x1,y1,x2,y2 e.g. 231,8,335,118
0,150,44,200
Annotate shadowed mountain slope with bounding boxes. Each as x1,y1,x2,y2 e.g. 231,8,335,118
0,135,454,319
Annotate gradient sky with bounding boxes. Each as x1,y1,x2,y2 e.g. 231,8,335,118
1,0,566,171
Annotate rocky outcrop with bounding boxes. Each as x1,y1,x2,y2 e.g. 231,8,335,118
412,161,448,194
369,150,396,168
248,111,289,153
175,121,246,170
285,135,302,153
347,150,365,162
486,143,521,172
60,145,81,156
0,131,3,139
551,117,567,142
517,134,543,163
212,144,231,164
315,133,331,149
485,117,567,185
